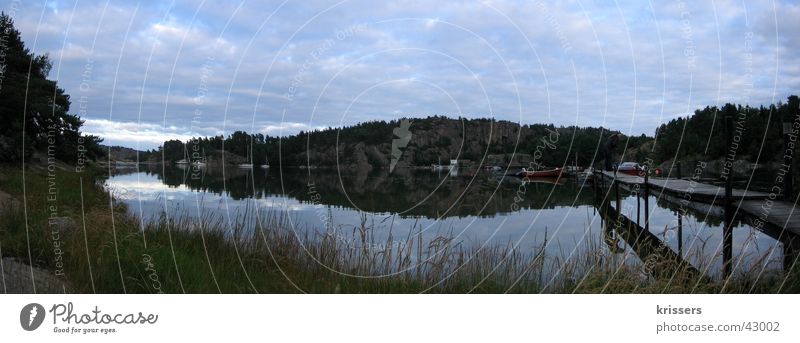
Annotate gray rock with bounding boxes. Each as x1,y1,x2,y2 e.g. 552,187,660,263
1,258,69,294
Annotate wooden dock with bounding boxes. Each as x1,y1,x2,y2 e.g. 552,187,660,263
738,200,800,234
595,171,769,201
595,170,800,236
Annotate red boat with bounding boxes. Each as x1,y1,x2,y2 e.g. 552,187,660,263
522,176,566,185
515,167,564,178
616,162,644,176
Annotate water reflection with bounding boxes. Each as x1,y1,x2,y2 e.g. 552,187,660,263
104,165,789,279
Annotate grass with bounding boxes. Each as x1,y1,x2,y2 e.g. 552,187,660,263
0,164,798,293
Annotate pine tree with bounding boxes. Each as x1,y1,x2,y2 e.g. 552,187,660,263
0,12,103,163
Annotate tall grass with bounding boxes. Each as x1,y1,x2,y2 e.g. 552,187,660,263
0,166,797,293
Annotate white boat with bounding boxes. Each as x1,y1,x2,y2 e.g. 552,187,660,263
238,164,254,168
192,161,206,166
175,159,190,165
432,158,458,171
260,164,270,169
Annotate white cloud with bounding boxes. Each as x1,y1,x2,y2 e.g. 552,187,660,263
9,0,799,149
82,118,197,149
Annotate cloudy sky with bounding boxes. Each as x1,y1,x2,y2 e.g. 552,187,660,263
5,0,799,149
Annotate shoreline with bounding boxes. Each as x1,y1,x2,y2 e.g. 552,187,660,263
0,165,795,294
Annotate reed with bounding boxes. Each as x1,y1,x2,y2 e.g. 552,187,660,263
0,166,797,293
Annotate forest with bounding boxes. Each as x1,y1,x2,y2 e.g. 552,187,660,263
141,96,799,171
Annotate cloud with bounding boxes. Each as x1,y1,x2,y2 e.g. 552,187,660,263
81,119,197,149
9,0,799,148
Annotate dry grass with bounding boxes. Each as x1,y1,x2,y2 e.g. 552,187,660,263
1,165,798,293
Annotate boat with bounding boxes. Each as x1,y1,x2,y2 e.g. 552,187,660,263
175,159,190,165
238,163,254,169
431,158,457,171
616,162,643,176
522,176,566,186
576,168,594,185
515,167,563,178
260,164,269,169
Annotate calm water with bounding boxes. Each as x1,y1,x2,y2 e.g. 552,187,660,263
104,165,788,280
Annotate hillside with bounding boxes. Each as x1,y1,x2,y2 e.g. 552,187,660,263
142,116,647,170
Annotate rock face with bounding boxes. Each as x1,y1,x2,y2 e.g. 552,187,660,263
1,258,69,293
292,117,588,169
100,145,142,161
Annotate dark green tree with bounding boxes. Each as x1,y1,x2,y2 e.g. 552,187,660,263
0,12,102,163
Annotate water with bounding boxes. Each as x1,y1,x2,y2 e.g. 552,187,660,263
104,165,789,280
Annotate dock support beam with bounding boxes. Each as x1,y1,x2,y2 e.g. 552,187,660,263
722,105,735,278
636,192,641,226
614,178,621,212
677,212,683,256
644,171,650,232
784,122,795,201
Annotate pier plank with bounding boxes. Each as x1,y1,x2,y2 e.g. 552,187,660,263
594,170,800,236
738,200,800,235
596,171,769,200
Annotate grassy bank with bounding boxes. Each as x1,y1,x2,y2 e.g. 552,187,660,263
0,165,796,293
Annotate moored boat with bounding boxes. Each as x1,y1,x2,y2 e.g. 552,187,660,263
515,167,563,178
616,162,643,176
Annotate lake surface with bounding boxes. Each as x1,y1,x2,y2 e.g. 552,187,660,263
104,165,789,281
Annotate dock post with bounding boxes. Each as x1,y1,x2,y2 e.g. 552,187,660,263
722,105,734,278
614,178,621,212
677,211,683,256
636,191,641,226
644,171,650,232
676,161,682,179
784,121,795,201
784,236,800,276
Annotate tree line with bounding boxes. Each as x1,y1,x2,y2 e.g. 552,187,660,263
0,13,103,164
652,96,799,164
143,96,799,170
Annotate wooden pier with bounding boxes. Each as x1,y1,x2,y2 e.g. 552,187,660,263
595,171,769,200
594,170,800,236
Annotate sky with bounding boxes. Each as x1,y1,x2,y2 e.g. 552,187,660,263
4,0,799,149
